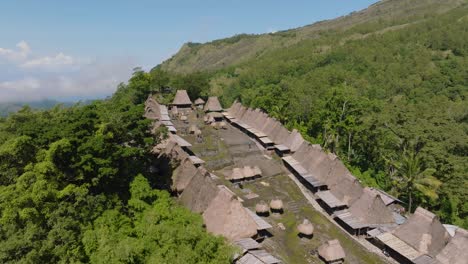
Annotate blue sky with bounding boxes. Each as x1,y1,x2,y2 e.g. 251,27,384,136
0,0,377,102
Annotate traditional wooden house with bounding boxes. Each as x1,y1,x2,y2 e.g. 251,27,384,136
318,240,346,264
374,207,451,264
297,219,314,239
204,96,223,112
172,90,192,110
202,187,258,241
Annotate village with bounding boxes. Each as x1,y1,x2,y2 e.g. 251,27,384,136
144,90,468,264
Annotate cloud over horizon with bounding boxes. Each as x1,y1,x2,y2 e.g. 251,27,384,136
0,41,136,102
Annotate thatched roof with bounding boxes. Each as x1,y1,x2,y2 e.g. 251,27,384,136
179,170,219,213
347,187,395,225
195,129,202,135
172,158,199,192
172,90,192,105
298,219,314,236
255,201,270,214
242,166,255,178
194,98,205,105
204,96,223,112
318,239,346,262
202,187,258,241
436,228,468,264
253,166,262,176
392,207,450,256
228,168,244,181
270,199,284,210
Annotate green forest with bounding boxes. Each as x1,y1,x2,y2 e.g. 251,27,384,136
1,1,467,262
0,71,233,263
154,6,468,228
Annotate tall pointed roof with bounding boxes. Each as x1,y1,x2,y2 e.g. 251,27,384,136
436,228,468,264
204,96,223,112
348,187,395,225
393,207,450,256
172,90,192,105
202,186,257,241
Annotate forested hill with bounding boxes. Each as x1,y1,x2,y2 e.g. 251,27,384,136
152,0,468,228
160,0,466,73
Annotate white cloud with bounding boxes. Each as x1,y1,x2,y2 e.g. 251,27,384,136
0,41,31,63
0,41,135,102
21,52,76,69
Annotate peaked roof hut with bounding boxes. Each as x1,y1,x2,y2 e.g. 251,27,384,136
435,228,468,264
392,207,450,256
204,96,223,112
172,90,192,107
318,239,346,263
179,170,219,213
194,98,205,105
202,187,258,241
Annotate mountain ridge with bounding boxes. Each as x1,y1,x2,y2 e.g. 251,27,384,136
160,0,466,73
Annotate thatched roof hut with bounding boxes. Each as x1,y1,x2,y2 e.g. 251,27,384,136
179,170,219,213
204,96,223,112
202,187,258,241
172,158,199,193
270,199,284,211
228,168,244,181
435,228,468,264
194,98,205,105
298,219,314,237
318,239,346,263
195,129,202,136
172,90,192,107
255,201,270,215
392,207,450,256
343,187,395,227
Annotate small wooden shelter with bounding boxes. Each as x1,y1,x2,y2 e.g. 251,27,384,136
298,219,314,238
318,239,346,264
255,201,270,216
270,199,284,214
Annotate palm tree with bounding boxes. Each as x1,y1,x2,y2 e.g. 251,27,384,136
390,146,442,212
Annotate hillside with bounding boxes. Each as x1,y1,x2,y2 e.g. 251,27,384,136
161,0,466,73
152,0,468,229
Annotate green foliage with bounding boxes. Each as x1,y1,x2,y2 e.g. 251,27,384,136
0,70,232,262
83,175,232,264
